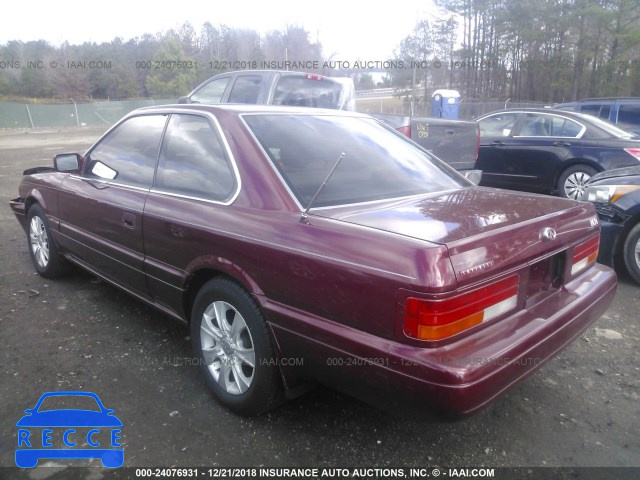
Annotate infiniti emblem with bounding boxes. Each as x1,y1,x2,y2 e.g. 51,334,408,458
540,227,557,241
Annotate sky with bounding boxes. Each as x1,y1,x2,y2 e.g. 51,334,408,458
0,0,441,60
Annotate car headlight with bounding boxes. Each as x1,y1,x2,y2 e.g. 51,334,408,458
582,185,640,203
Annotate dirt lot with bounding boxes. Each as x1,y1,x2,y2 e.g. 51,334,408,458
0,127,639,479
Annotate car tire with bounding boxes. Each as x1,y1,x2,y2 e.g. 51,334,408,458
190,277,284,416
623,224,640,284
26,204,70,278
558,165,597,199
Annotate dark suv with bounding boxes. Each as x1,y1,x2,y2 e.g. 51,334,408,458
554,97,640,134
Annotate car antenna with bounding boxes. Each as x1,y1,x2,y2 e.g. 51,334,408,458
300,152,347,224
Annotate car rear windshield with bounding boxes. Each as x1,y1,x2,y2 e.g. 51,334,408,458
244,114,466,208
272,76,353,110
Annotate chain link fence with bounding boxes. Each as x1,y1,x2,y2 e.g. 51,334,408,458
355,96,549,120
1,98,551,128
0,99,176,129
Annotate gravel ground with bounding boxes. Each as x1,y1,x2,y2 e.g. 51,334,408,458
0,127,638,480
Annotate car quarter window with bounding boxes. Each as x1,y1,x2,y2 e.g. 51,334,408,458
478,113,518,137
617,104,640,130
228,75,263,103
154,114,236,202
550,116,583,137
191,77,230,104
86,115,167,187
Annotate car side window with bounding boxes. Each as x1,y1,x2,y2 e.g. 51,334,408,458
617,104,640,130
227,75,263,103
517,114,553,137
191,77,230,104
478,113,518,137
155,114,236,202
86,115,167,188
580,104,603,116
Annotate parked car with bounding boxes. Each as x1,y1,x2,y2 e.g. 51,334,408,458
178,70,355,111
582,166,640,283
10,104,616,416
372,114,480,172
554,97,640,135
179,71,478,172
475,108,640,199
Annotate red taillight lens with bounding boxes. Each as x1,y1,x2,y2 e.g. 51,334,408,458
397,125,411,138
571,235,600,275
404,275,519,341
624,148,640,161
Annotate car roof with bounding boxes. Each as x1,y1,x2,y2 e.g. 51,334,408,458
575,97,640,102
478,108,586,119
133,103,371,118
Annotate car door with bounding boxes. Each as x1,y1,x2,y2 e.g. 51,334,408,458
476,112,521,189
142,113,240,315
495,113,587,193
56,114,167,295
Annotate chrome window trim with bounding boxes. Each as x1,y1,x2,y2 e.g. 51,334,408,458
68,175,150,193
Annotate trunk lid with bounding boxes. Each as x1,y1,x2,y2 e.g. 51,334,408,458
317,187,600,287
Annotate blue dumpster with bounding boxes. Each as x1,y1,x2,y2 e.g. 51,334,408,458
432,89,461,119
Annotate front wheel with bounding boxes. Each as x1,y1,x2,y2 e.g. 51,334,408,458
558,165,597,199
190,277,284,416
26,204,69,278
623,224,640,284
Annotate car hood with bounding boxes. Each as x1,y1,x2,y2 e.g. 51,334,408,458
318,187,580,244
590,166,640,184
317,187,599,286
16,410,123,427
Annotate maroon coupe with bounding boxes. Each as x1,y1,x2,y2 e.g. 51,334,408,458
10,105,616,416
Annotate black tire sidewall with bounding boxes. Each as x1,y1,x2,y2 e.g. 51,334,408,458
190,278,282,415
623,224,640,284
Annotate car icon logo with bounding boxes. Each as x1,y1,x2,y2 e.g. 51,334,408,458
15,391,123,468
540,227,557,241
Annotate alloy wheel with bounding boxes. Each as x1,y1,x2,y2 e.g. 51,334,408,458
564,171,592,200
199,301,255,395
29,216,50,268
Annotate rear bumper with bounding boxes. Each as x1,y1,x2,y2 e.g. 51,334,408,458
385,264,616,414
269,264,617,415
9,197,28,233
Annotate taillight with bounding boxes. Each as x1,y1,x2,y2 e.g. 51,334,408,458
404,275,519,341
397,125,411,138
475,125,480,161
304,73,325,81
624,148,640,161
571,235,599,275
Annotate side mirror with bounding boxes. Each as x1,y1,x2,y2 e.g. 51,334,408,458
463,169,483,185
177,96,190,104
54,153,83,174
